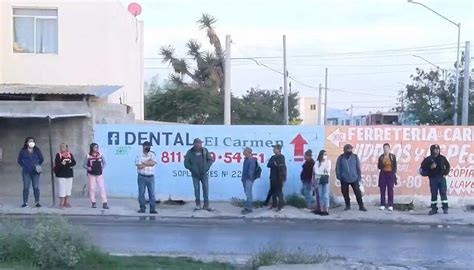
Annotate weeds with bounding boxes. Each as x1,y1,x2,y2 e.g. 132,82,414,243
249,245,330,269
284,193,307,209
230,197,266,209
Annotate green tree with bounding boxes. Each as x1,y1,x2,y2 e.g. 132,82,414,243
159,14,224,93
145,86,300,125
399,50,472,125
232,88,300,124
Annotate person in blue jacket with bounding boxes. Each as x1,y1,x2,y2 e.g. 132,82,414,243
17,137,44,208
335,144,367,212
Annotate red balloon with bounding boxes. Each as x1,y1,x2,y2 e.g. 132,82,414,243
128,3,142,16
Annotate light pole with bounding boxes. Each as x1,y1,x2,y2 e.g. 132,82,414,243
412,54,448,81
408,0,461,125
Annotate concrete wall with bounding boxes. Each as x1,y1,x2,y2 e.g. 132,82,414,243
0,0,144,120
0,101,135,199
0,117,92,200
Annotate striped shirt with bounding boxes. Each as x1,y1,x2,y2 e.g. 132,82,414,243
135,151,157,176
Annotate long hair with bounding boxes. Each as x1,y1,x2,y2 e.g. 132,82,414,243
23,137,38,151
89,143,99,155
317,150,326,167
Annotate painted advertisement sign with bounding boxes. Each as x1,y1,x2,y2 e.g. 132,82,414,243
326,126,474,200
94,125,325,200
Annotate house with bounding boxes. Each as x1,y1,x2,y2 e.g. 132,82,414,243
298,96,320,125
0,0,144,200
366,112,399,125
0,0,144,120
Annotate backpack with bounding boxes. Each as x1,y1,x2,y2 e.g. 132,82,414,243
419,157,430,177
253,160,262,179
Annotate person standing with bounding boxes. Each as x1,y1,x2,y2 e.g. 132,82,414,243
83,143,109,209
241,147,258,214
314,150,332,216
267,144,287,212
420,144,450,215
335,144,367,212
300,150,315,209
54,143,76,209
17,137,44,208
377,143,397,211
184,138,214,211
135,141,158,214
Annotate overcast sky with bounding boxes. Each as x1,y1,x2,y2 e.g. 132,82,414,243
129,0,474,114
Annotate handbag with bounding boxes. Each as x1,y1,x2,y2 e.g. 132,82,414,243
319,175,329,185
35,165,43,174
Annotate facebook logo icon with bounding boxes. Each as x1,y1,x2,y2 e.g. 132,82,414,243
108,132,119,145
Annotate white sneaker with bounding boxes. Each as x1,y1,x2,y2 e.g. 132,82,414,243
388,206,394,211
379,206,386,210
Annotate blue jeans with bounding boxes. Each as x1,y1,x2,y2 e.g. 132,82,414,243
138,175,156,211
192,175,209,207
22,172,40,203
318,183,330,209
302,181,313,207
242,179,254,210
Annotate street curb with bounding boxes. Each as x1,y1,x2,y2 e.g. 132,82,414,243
2,212,473,227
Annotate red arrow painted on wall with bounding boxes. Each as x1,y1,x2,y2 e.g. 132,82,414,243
290,133,308,162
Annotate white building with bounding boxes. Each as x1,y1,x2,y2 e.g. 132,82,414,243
298,96,320,125
0,0,144,120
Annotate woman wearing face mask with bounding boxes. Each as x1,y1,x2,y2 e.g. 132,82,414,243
17,137,44,208
83,143,109,209
54,143,76,209
314,150,331,215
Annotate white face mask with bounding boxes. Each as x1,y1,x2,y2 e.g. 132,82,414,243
28,142,35,148
323,155,328,160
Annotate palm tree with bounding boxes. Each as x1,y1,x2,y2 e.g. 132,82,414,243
160,14,224,93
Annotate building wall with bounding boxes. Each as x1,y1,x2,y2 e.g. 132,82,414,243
0,117,92,198
0,100,135,198
0,0,144,120
299,96,319,125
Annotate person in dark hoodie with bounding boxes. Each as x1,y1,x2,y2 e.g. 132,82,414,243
377,143,397,211
335,144,367,212
420,144,450,215
266,144,287,212
300,150,315,209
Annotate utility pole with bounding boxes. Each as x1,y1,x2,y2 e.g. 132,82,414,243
350,104,354,125
318,83,322,125
454,24,461,125
224,35,231,125
283,35,289,125
462,41,471,126
324,68,328,125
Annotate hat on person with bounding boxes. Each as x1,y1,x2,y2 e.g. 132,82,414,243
273,144,283,150
243,147,253,153
193,138,203,144
143,141,152,147
343,144,354,152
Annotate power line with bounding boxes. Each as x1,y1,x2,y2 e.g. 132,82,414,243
145,43,467,61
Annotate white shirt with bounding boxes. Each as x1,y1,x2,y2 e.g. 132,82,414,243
314,159,332,177
135,151,157,176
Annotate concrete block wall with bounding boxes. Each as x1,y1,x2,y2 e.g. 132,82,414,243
0,117,92,202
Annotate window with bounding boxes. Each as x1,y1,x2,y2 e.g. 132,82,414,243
309,104,316,110
13,8,58,54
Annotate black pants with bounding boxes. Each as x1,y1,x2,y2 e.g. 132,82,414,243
264,185,273,206
429,176,448,210
265,179,284,210
341,182,364,207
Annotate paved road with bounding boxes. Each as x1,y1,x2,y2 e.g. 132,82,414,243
14,216,474,266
